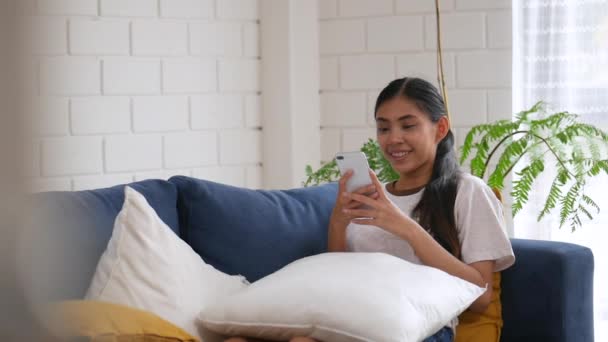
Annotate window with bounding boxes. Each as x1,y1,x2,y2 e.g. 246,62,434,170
513,1,608,339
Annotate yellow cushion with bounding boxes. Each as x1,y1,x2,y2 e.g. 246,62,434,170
455,272,503,342
41,300,198,342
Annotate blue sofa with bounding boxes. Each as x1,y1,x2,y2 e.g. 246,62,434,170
26,176,595,342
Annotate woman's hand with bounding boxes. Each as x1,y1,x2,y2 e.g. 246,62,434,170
342,170,416,238
327,170,378,252
329,170,379,228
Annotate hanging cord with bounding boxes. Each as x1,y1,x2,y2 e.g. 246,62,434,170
435,0,451,127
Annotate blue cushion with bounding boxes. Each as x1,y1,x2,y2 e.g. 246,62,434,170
169,176,338,282
501,238,594,342
25,179,179,301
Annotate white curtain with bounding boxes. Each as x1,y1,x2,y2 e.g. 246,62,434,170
513,0,608,339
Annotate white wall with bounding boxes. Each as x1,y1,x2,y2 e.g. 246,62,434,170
318,0,512,162
23,0,514,197
25,0,262,192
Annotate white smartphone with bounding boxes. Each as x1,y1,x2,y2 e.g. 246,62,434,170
335,151,373,193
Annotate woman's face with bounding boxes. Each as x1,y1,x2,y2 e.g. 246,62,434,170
375,96,448,178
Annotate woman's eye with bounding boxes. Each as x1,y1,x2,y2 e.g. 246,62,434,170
377,127,389,133
403,125,416,130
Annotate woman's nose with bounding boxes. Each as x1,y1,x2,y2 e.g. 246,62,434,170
388,129,404,143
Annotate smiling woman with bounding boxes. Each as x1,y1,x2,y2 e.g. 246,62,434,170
324,77,515,342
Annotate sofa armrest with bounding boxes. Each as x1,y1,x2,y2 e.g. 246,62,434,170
501,238,594,342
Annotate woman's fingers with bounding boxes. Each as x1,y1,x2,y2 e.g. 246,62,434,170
353,183,376,195
368,169,387,200
338,170,353,193
344,201,361,209
344,196,376,209
345,192,376,207
351,217,376,225
343,208,375,218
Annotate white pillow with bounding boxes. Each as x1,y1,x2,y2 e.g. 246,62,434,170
198,252,484,342
85,187,248,341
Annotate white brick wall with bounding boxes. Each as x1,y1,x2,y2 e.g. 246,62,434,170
190,22,243,56
163,59,217,93
320,92,367,127
191,94,243,129
217,0,259,20
28,0,262,192
339,55,396,89
219,130,261,165
103,58,161,95
319,1,512,167
25,0,512,194
319,20,365,54
42,136,103,176
338,0,393,17
38,0,98,16
69,20,130,55
367,16,424,52
40,58,101,95
132,21,188,56
160,0,214,19
105,134,163,172
132,96,189,132
71,97,131,134
29,97,70,136
100,0,158,17
164,132,218,168
218,60,260,91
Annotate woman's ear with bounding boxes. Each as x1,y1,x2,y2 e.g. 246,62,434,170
435,116,450,142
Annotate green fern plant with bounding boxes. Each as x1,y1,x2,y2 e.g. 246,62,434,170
304,101,608,231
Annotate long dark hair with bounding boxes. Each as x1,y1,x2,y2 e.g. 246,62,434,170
374,77,462,259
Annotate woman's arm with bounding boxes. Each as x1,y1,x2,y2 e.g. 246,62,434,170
399,223,494,313
328,220,348,252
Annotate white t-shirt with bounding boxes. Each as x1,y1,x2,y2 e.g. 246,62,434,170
346,172,515,268
346,173,515,330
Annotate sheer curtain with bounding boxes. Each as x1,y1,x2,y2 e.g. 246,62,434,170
513,0,608,339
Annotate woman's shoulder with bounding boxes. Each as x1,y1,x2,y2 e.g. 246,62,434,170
455,172,502,204
456,172,490,193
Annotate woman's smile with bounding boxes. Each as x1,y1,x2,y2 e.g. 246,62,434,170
387,149,412,162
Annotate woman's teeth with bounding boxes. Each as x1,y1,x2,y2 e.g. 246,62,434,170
391,151,409,157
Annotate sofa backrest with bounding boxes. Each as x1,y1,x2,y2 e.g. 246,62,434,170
24,179,179,301
169,176,339,282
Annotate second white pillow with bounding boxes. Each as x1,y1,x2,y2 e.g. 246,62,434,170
199,252,484,342
85,187,248,341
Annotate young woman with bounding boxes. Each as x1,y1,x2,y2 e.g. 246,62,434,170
226,77,515,342
329,77,515,341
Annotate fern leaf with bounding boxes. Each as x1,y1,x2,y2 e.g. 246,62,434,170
459,129,477,164
588,138,602,160
559,181,582,229
530,111,576,132
582,194,600,214
305,165,313,177
514,101,545,122
569,212,582,232
487,134,532,190
511,159,544,216
579,204,594,221
537,170,565,221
